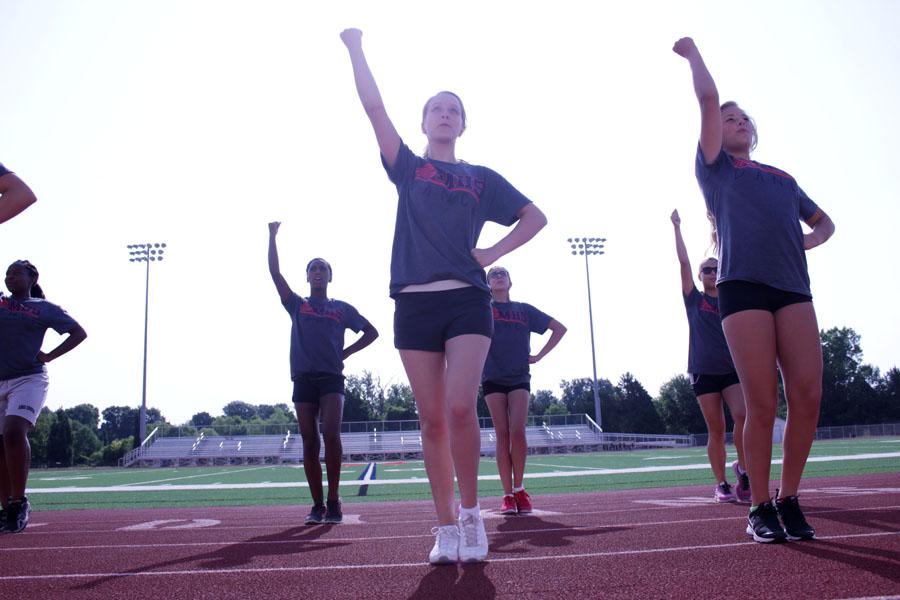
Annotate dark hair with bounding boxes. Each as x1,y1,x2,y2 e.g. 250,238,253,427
306,257,332,282
720,101,758,152
9,259,45,299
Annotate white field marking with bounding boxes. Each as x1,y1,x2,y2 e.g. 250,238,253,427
5,504,898,549
642,456,694,461
633,497,717,508
24,451,900,495
119,519,221,531
803,486,900,496
118,465,278,487
482,508,561,519
384,468,428,472
33,476,92,481
0,531,896,581
527,462,603,470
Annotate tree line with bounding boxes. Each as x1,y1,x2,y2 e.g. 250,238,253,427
30,326,899,466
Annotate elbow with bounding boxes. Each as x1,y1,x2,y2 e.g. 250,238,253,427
528,203,548,230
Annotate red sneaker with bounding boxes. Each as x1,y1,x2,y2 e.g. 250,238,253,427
514,489,533,514
500,494,518,515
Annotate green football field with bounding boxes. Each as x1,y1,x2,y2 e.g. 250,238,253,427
25,437,900,511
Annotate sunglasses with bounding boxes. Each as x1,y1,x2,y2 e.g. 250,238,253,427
489,270,509,279
701,266,718,275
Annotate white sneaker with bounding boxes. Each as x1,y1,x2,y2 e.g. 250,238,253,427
428,525,459,565
457,510,488,563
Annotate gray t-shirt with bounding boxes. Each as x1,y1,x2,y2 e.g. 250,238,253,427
382,143,531,297
283,294,368,379
684,288,734,375
695,146,819,295
0,294,79,381
482,301,552,385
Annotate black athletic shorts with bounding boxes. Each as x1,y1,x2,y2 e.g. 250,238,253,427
292,372,345,404
482,380,531,396
718,280,812,320
691,372,741,397
394,286,493,351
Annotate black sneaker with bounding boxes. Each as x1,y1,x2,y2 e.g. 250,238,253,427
776,494,816,540
324,499,343,524
304,504,326,525
0,506,8,533
746,501,787,543
5,497,31,534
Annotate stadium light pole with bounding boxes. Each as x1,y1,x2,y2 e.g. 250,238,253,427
127,242,166,442
568,236,606,431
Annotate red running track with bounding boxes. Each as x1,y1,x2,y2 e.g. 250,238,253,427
0,472,898,599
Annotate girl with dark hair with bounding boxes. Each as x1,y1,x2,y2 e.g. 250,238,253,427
670,209,748,504
268,222,378,524
674,37,835,543
341,28,547,564
483,266,566,515
0,164,37,224
0,260,86,533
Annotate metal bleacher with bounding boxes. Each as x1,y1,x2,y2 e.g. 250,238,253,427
120,415,692,467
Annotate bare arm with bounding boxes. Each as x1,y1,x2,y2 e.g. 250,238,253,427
0,173,37,224
340,28,401,167
471,203,548,268
670,209,694,295
529,319,567,364
267,222,293,304
37,325,87,364
673,37,721,164
343,322,379,361
803,209,835,250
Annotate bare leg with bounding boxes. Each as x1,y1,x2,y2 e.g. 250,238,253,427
506,389,530,489
721,383,747,471
319,393,345,502
696,392,727,483
2,417,32,501
775,303,822,497
296,402,324,506
484,392,513,495
443,335,491,510
400,349,455,525
722,310,778,505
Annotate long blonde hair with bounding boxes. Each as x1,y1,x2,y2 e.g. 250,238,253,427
707,211,719,255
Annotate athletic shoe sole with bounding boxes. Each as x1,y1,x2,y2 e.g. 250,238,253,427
746,524,787,543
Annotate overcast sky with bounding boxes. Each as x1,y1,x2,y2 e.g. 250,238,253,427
2,0,898,425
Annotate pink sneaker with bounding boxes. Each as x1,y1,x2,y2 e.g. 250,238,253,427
500,494,517,515
514,489,533,514
714,482,736,503
732,461,751,503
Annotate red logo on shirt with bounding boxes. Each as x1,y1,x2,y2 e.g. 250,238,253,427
414,163,485,203
732,158,794,181
492,306,527,325
0,296,40,318
699,297,719,316
299,301,343,323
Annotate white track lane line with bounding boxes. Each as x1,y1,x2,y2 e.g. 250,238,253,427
3,504,897,552
0,531,896,581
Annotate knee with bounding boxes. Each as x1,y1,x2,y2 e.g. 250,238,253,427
420,415,449,440
509,427,527,446
322,431,342,447
447,401,475,425
301,435,321,454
